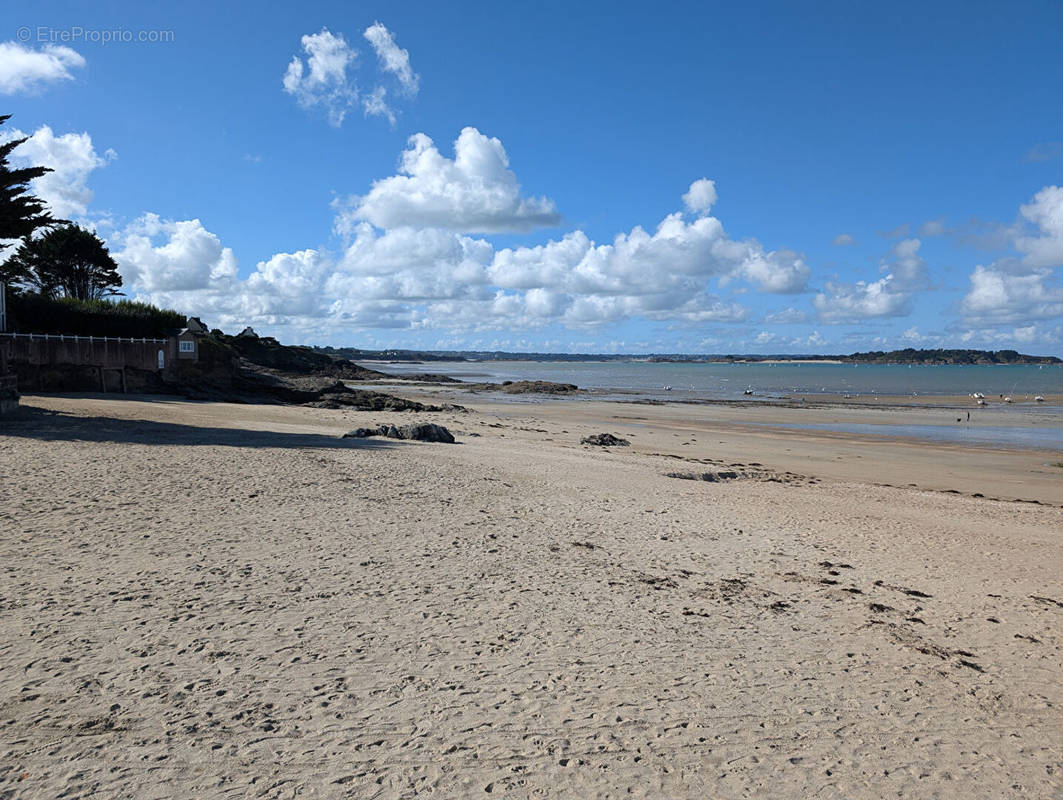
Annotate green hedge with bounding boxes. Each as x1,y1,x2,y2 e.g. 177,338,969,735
5,294,187,337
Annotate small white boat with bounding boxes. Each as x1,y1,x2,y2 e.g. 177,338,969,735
1035,395,1045,402
1003,396,1013,403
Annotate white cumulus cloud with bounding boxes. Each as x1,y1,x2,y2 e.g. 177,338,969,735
114,216,339,330
682,178,717,215
115,214,238,294
0,42,85,94
764,307,809,324
114,174,812,337
959,265,1063,323
814,238,928,323
283,24,420,127
243,249,333,318
1015,185,1063,269
917,218,949,237
884,237,929,286
813,275,912,323
488,199,807,302
1,125,114,218
958,186,1063,326
283,29,359,126
361,85,394,124
363,22,419,94
85,128,817,341
337,127,561,234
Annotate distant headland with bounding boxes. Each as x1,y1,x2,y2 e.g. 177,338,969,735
314,346,1061,366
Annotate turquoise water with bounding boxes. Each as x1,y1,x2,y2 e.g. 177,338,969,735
374,360,1063,401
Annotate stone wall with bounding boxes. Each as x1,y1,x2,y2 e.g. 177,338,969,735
0,334,177,393
0,373,18,416
1,334,174,370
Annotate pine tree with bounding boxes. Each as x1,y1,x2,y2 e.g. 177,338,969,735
0,114,60,244
3,224,122,300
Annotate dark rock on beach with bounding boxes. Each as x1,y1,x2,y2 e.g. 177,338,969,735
581,433,631,447
501,380,579,394
667,471,741,481
464,380,580,395
342,423,456,443
387,372,464,383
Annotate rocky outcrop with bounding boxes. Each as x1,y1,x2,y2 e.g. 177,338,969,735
228,370,465,412
225,336,462,383
501,380,579,394
226,335,386,380
580,433,630,446
389,372,463,383
342,423,456,443
465,380,580,394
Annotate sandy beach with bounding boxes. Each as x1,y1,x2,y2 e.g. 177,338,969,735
1,392,1061,799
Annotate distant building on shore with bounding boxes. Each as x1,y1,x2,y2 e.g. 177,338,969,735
185,317,209,335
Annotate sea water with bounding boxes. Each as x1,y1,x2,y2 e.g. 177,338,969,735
366,360,1063,450
373,360,1063,401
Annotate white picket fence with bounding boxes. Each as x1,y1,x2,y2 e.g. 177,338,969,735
0,332,168,344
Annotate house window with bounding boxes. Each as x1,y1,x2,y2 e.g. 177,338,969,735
179,340,195,353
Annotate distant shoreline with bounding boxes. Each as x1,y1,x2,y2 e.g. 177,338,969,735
318,346,1061,366
368,357,1061,366
730,358,845,365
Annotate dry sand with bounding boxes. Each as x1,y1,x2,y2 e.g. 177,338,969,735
1,393,1061,799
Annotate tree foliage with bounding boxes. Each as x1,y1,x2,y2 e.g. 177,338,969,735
2,223,123,300
0,114,60,244
5,294,185,337
843,348,1060,365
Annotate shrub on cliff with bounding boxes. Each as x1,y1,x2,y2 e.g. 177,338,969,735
6,294,186,337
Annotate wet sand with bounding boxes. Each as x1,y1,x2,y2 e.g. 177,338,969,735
1,393,1061,798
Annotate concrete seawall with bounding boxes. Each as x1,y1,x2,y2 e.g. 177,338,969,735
1,334,177,393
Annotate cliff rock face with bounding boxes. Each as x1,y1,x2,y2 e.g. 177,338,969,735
224,335,388,380
231,371,463,412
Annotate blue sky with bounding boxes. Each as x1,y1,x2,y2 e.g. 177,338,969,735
2,0,1062,353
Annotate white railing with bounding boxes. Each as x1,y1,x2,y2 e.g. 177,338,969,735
0,332,168,344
